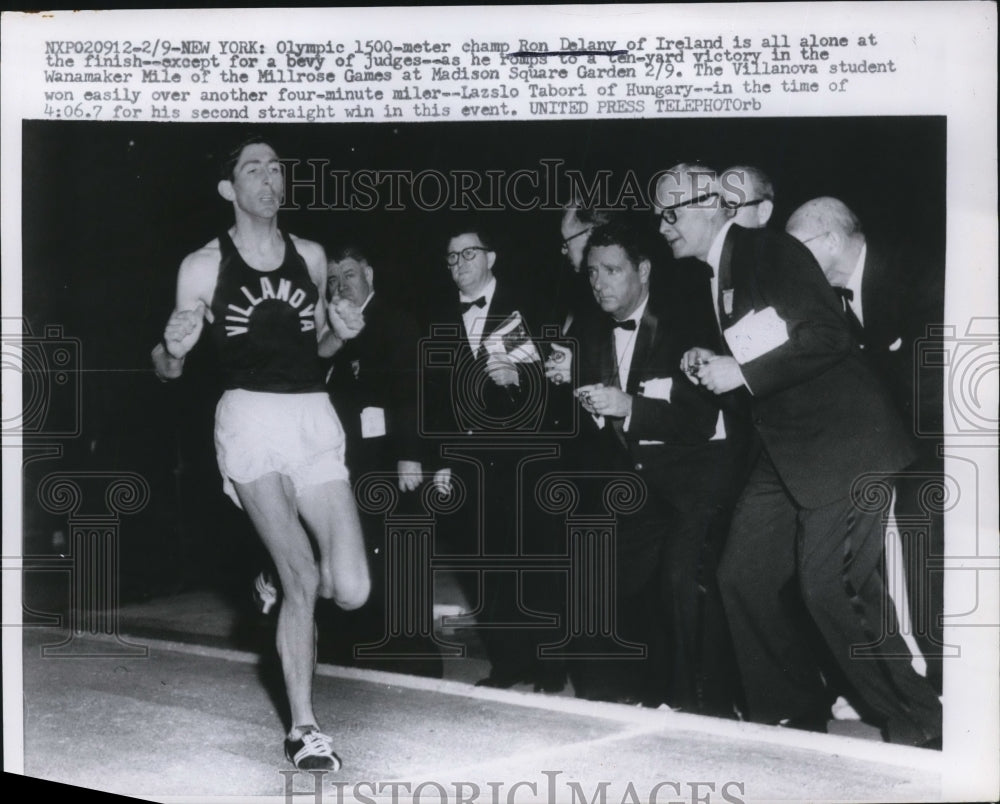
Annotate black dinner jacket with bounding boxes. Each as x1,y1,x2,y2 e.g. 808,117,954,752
326,293,424,465
854,237,944,429
422,274,544,438
715,225,916,509
576,292,724,510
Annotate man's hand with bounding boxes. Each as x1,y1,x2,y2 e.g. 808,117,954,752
151,342,184,381
397,460,424,492
432,467,452,496
680,346,717,382
486,352,519,387
163,302,205,359
544,343,572,385
328,295,365,340
575,383,632,418
696,356,746,394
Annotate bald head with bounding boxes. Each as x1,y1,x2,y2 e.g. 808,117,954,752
786,197,865,286
721,165,774,228
653,163,730,262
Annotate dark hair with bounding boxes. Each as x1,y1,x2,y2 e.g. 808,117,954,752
584,220,651,269
574,206,615,227
445,222,495,252
218,134,277,181
721,165,775,205
328,244,369,264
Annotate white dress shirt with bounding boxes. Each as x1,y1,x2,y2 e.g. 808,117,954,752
612,294,649,393
459,275,497,353
844,242,867,326
702,219,739,435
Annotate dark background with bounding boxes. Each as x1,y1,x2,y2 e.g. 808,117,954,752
19,116,945,602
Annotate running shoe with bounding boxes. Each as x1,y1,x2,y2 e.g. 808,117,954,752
252,571,279,615
285,725,341,771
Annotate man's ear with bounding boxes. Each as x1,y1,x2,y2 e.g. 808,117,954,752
757,199,775,227
363,263,375,287
218,179,235,202
486,250,497,272
638,258,652,285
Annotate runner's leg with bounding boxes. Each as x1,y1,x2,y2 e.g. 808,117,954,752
297,478,370,610
234,472,320,731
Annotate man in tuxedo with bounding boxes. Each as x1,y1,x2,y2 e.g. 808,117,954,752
325,246,424,490
787,197,946,693
322,246,442,675
542,202,614,424
720,165,775,229
561,221,736,712
657,164,941,747
424,225,551,689
553,201,615,335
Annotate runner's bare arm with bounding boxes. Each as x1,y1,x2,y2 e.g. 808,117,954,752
152,243,219,380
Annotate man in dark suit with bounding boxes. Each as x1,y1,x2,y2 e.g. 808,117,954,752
424,225,551,689
322,246,441,675
559,221,737,712
787,197,946,693
657,164,941,747
326,246,424,488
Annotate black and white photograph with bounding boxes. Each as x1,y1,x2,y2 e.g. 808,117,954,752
2,5,997,803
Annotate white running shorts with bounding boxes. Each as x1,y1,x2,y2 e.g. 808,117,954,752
214,389,349,508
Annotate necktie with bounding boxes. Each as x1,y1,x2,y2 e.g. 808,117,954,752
460,296,486,314
834,286,864,339
611,318,637,330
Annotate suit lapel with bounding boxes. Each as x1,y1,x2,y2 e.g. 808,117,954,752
715,226,740,353
626,303,657,394
606,319,629,448
728,227,761,324
717,226,739,330
447,295,476,364
599,322,617,388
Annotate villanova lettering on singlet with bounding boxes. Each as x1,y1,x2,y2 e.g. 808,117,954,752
210,230,325,393
224,275,316,337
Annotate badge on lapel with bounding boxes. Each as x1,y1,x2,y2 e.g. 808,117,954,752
351,359,361,379
722,289,734,316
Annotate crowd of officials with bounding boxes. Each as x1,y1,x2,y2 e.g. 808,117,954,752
154,137,944,769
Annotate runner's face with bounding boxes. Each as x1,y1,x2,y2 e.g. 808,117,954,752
229,143,284,218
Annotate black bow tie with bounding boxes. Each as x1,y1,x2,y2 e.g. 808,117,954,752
833,286,854,302
612,318,637,330
460,296,486,314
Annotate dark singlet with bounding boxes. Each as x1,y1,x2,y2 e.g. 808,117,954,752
209,230,325,393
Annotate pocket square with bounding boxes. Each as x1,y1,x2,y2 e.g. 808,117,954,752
639,377,673,402
888,337,903,352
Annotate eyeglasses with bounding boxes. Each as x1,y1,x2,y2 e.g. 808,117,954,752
799,231,830,245
657,192,719,225
446,246,489,266
560,227,592,255
728,197,772,210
